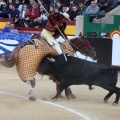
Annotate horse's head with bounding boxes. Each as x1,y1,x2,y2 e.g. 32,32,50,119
69,35,96,58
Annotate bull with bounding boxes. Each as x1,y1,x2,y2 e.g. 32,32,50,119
37,55,120,105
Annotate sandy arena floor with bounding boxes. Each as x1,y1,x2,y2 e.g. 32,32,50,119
0,65,120,120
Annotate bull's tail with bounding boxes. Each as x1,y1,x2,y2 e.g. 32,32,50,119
0,46,21,68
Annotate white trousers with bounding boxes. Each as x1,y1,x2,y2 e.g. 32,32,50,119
41,29,62,54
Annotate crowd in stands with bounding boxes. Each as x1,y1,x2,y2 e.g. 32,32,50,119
0,0,119,29
2,21,19,32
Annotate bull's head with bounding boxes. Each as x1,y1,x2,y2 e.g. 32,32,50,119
37,57,56,75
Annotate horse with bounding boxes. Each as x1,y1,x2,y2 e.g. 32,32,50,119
0,33,96,101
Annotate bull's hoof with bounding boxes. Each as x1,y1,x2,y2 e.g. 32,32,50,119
29,96,36,101
113,102,118,106
51,98,57,102
51,96,58,101
104,98,108,103
58,94,64,98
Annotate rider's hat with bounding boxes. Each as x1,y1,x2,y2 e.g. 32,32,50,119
60,12,71,21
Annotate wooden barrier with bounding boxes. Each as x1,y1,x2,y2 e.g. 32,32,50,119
0,18,76,35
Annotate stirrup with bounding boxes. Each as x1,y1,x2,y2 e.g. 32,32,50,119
60,53,67,61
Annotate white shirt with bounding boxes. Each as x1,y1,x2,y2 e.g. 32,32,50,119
21,11,26,18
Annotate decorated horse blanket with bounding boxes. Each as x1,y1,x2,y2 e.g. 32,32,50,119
16,39,74,81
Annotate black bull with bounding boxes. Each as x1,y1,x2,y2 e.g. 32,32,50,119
37,55,120,105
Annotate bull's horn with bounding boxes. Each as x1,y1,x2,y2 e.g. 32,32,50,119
47,57,55,62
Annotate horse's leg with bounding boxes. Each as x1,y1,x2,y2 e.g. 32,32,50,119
26,76,36,101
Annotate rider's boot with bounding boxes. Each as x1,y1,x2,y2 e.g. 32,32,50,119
54,44,67,61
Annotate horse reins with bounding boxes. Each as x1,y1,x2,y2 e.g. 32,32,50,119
60,39,88,57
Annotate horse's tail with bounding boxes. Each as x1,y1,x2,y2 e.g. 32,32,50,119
0,46,21,68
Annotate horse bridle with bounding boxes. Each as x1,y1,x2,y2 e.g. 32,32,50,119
60,38,90,56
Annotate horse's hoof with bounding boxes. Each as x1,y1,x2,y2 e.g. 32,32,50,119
29,96,36,101
66,94,76,100
113,102,118,106
89,86,94,90
70,94,76,99
66,95,70,100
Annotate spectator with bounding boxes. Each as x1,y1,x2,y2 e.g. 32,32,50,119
109,0,118,9
7,0,14,6
0,0,4,7
54,7,59,12
98,0,110,10
78,1,87,15
44,0,51,9
26,2,39,20
0,1,9,18
68,5,80,21
1,21,11,32
91,32,97,37
24,16,34,27
75,0,85,4
97,0,111,14
8,3,20,18
50,0,57,8
12,15,25,27
19,4,28,18
68,0,75,11
55,1,63,12
68,0,75,7
21,0,30,5
33,17,46,28
62,5,69,13
28,0,35,7
15,0,23,12
35,5,48,21
38,0,48,12
10,22,19,33
84,0,93,7
49,5,55,14
59,0,70,6
85,0,100,22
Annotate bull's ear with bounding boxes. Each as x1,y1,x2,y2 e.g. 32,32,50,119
47,57,55,62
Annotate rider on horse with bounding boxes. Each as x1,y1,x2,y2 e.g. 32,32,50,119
41,12,76,98
41,12,69,55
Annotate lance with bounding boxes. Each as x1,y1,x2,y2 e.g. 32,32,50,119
37,0,83,55
37,0,71,41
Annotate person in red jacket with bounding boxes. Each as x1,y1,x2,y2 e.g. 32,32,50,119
41,12,69,54
27,2,39,20
41,12,76,98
